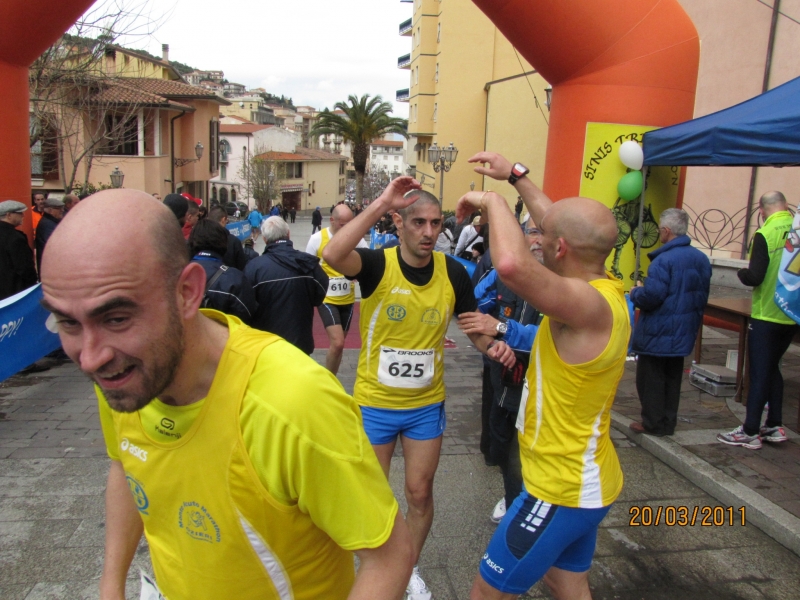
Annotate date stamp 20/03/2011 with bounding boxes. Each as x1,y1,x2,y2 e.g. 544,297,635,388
629,505,745,527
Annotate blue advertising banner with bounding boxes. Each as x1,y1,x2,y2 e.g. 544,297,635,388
226,220,251,241
0,285,61,382
449,255,476,278
774,211,800,324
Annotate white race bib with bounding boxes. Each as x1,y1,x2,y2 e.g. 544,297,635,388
327,276,351,298
378,346,435,388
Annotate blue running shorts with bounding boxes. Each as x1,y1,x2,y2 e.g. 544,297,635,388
359,402,446,445
479,488,612,594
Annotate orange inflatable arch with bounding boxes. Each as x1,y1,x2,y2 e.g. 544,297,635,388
0,0,96,244
472,0,700,203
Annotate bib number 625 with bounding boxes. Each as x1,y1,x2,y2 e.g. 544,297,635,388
388,362,425,378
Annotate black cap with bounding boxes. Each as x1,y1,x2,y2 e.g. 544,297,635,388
163,193,189,220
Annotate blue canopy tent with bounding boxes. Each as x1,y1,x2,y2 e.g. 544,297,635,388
627,75,800,275
642,75,800,167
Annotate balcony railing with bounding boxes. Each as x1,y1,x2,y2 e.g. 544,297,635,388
396,88,410,102
399,18,412,36
397,54,411,69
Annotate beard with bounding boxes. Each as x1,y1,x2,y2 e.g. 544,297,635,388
99,302,185,413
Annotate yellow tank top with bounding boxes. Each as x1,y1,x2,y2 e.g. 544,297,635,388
355,249,455,409
518,274,629,508
107,323,355,599
318,227,355,305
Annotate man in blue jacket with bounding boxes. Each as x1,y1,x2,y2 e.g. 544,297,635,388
629,208,711,436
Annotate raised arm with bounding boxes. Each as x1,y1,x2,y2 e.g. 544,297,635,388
456,191,610,334
468,152,553,227
99,461,144,600
323,177,422,277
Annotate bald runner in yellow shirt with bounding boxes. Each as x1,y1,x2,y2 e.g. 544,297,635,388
457,153,629,600
39,190,413,600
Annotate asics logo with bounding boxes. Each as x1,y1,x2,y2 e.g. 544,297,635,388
391,287,411,295
120,438,148,462
483,553,504,573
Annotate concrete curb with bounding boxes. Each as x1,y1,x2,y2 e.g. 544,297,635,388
610,410,800,557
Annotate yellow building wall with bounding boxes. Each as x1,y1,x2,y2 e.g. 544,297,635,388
484,75,549,205
402,0,550,211
306,161,344,211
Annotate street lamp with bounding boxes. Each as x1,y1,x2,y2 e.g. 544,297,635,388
428,141,458,204
268,170,275,208
109,166,124,188
174,142,205,167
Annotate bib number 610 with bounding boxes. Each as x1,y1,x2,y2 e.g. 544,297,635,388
388,362,425,378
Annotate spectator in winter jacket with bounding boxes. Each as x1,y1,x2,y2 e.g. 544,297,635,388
208,205,247,270
35,197,65,276
188,220,257,324
245,217,328,354
629,208,711,437
242,237,259,262
0,201,38,300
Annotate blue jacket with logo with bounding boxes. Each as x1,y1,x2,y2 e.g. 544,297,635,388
629,235,711,357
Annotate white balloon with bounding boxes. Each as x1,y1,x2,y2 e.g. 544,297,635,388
619,140,644,170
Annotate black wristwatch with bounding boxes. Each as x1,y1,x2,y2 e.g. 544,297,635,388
508,162,530,185
495,322,508,338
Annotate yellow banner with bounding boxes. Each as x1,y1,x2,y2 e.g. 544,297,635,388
579,123,681,290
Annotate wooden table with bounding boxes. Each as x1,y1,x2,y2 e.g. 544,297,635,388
695,297,800,429
694,298,751,403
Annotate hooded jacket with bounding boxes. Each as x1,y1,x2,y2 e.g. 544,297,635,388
244,239,328,354
630,235,711,357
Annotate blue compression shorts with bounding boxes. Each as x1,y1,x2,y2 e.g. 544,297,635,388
479,488,612,594
359,402,446,445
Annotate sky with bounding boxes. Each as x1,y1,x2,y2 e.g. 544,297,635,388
89,0,412,119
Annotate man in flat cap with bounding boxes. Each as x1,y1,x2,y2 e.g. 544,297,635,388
34,197,65,276
0,201,37,301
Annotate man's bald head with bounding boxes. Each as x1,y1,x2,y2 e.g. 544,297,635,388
541,197,617,271
42,189,189,289
397,190,441,221
760,191,788,218
330,203,354,234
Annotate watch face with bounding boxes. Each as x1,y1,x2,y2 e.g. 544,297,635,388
513,163,528,176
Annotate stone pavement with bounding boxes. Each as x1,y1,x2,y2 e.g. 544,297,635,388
1,216,800,598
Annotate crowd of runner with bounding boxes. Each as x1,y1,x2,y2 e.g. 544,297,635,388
0,146,782,600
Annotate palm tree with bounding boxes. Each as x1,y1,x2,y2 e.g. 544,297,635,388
311,94,407,205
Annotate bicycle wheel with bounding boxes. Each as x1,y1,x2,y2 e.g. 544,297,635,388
638,220,659,248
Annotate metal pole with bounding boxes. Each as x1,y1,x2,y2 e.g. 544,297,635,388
741,0,781,258
439,159,445,204
634,166,649,284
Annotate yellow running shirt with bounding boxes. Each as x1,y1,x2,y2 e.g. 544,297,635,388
355,249,455,409
518,274,629,509
98,310,398,600
317,227,356,305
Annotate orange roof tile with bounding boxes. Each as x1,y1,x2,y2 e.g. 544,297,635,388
220,124,274,134
88,81,194,111
122,78,231,104
371,139,404,147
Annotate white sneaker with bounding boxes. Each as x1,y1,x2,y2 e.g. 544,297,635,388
406,565,432,600
490,498,506,524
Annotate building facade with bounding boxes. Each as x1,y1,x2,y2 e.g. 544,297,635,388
400,0,550,210
30,45,228,201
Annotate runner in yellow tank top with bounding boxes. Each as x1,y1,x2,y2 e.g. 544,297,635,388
457,152,630,600
39,190,414,600
323,180,507,600
305,204,368,375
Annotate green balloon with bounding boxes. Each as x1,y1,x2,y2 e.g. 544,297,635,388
617,170,643,201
